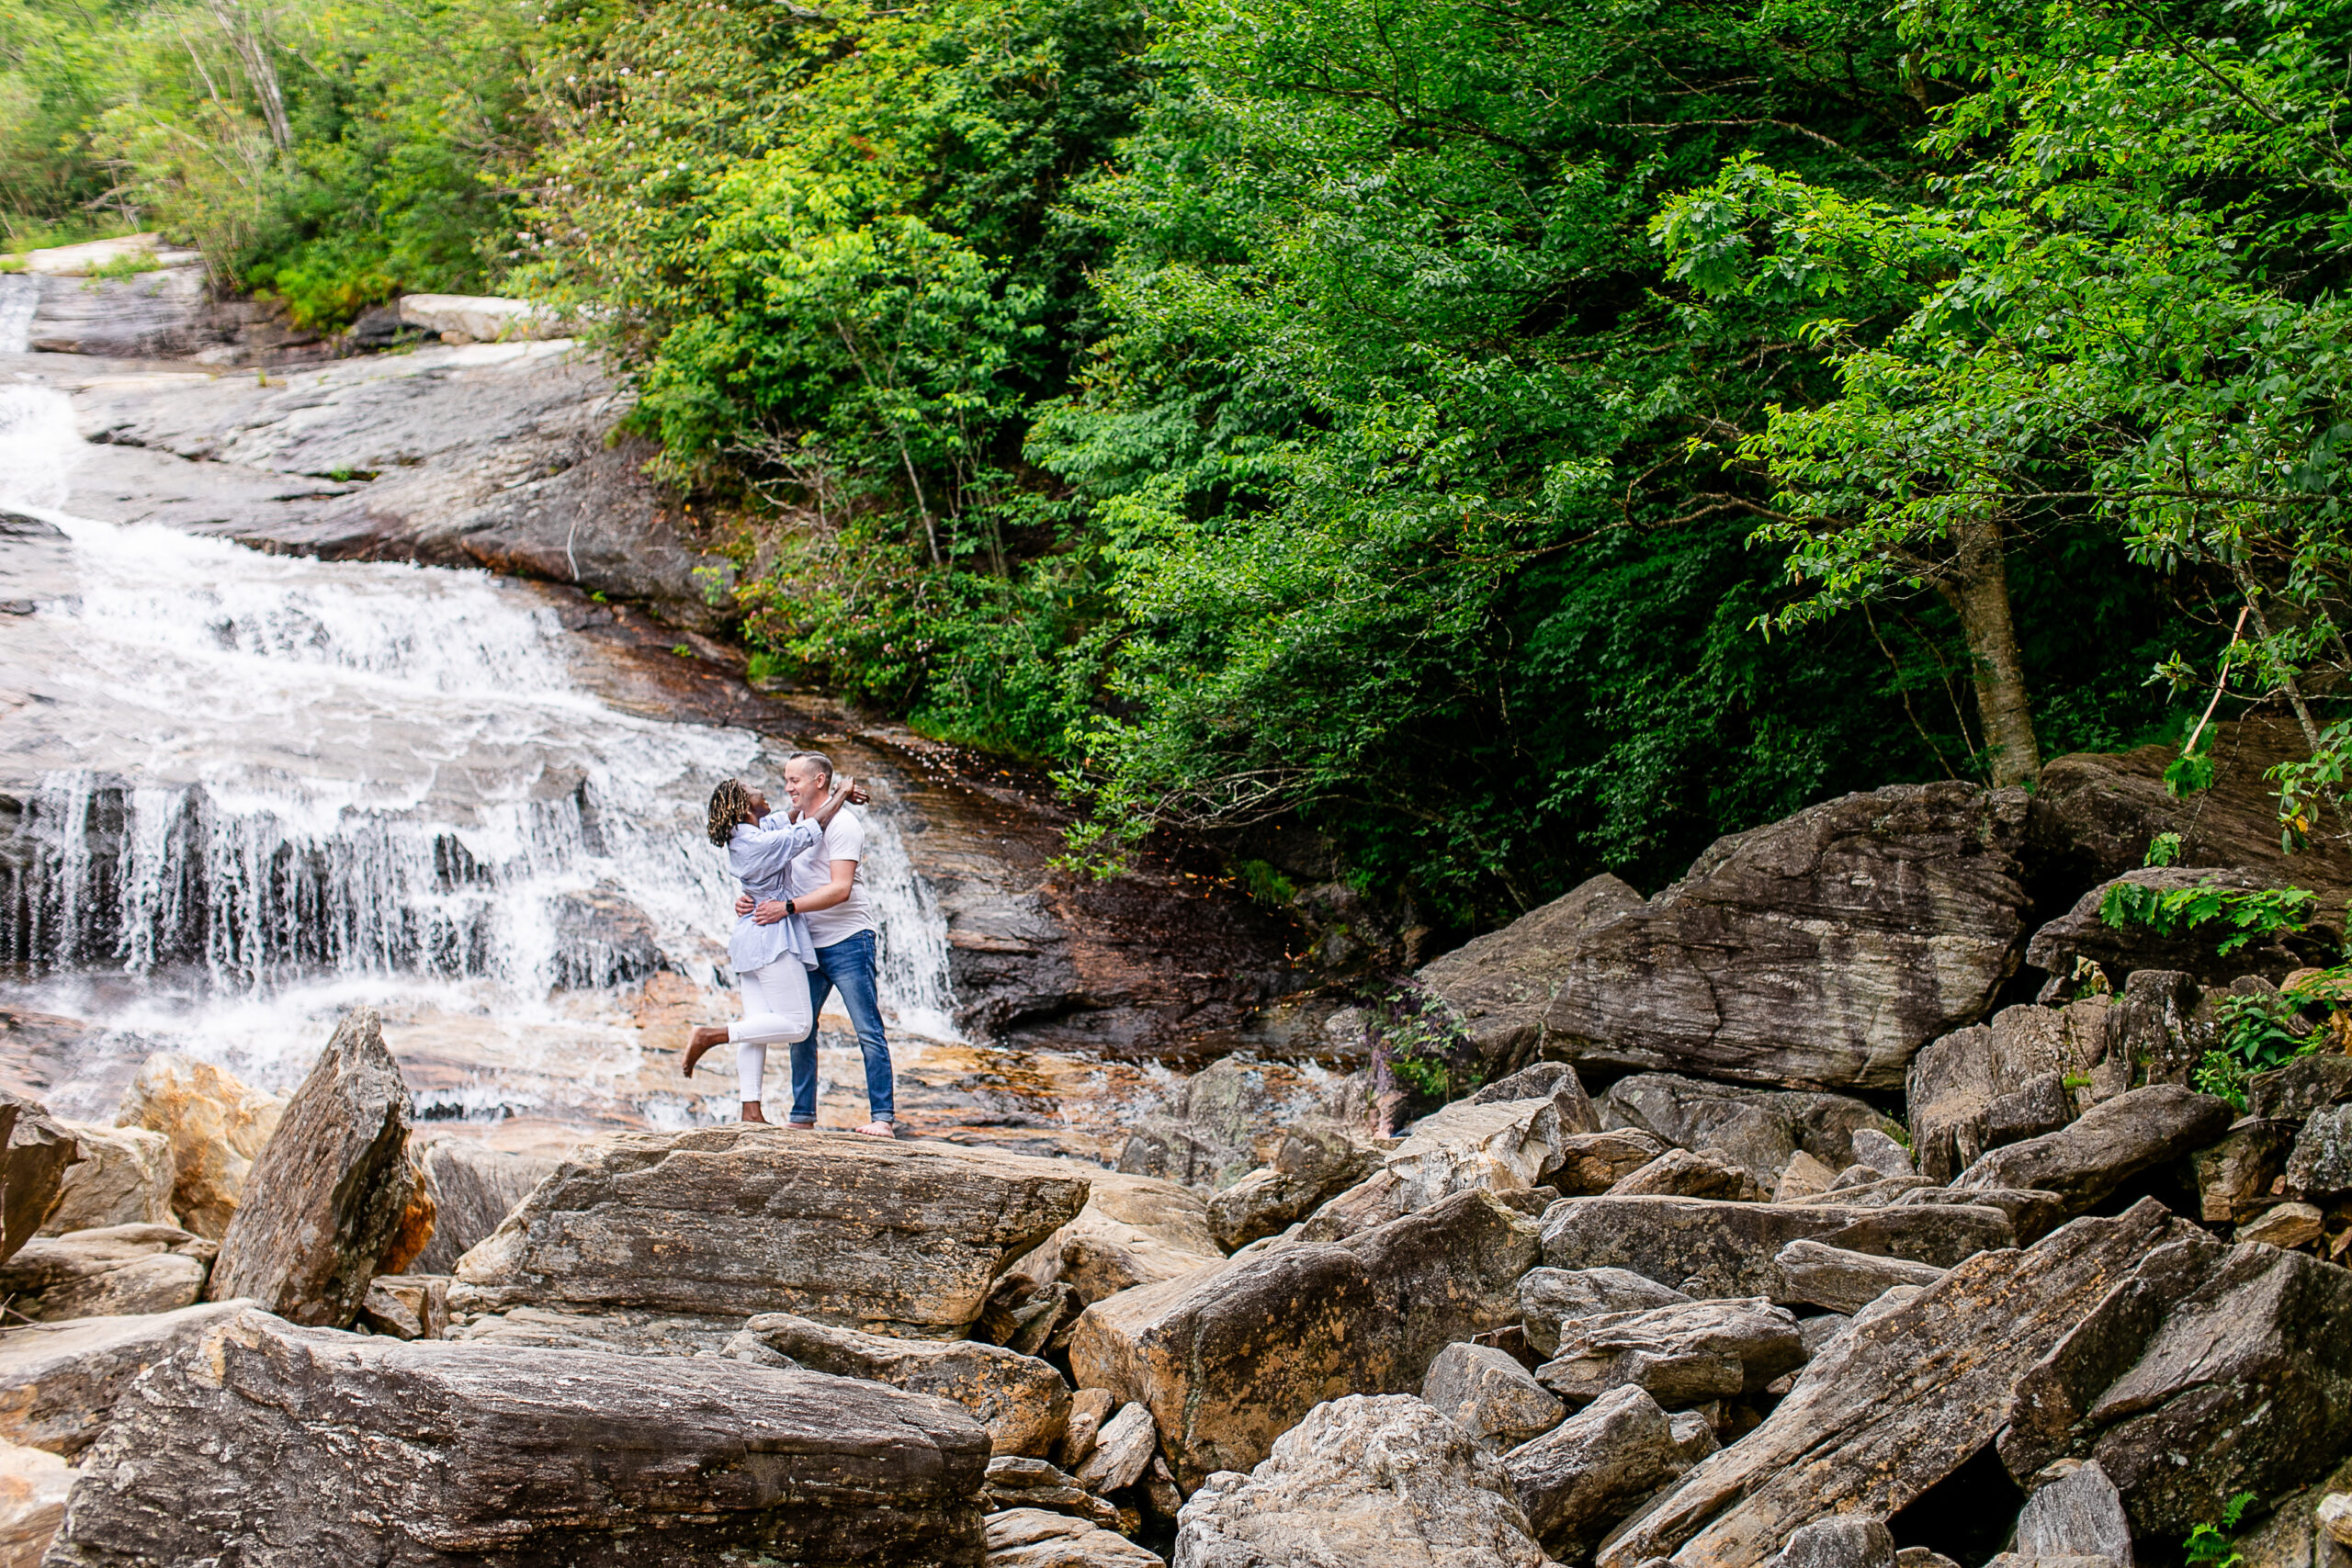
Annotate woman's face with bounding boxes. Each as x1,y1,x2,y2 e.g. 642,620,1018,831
744,785,771,818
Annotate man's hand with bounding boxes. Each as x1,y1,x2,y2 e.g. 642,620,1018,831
735,893,755,917
752,899,792,925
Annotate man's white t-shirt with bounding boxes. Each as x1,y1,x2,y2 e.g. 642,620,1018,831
790,808,877,950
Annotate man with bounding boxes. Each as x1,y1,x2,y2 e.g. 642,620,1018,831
737,750,894,1137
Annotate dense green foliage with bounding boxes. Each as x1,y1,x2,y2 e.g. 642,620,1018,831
24,0,2327,929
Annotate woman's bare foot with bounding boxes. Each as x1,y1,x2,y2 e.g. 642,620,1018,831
741,1101,770,1124
682,1025,729,1077
855,1121,897,1139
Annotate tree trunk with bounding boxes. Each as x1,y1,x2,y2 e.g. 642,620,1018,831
207,0,290,152
1936,516,2041,788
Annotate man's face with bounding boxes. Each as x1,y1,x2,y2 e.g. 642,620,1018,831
781,761,825,816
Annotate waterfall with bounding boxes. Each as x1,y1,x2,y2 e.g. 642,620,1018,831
0,276,37,356
0,382,960,1117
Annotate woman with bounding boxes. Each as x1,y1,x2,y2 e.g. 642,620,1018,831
682,773,856,1123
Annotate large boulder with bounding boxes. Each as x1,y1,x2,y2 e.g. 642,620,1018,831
2287,1105,2352,1201
1171,1394,1547,1568
1520,1267,1690,1358
1998,1233,2352,1540
1421,1342,1566,1452
2025,867,2333,990
38,1124,171,1236
0,1095,74,1262
0,1300,254,1456
1599,1075,1905,1189
1502,1384,1692,1561
1540,1196,2012,1303
396,292,562,343
1555,1132,1673,1196
1417,783,2030,1090
42,1307,991,1568
1004,1167,1219,1305
1593,1201,2192,1568
1772,1239,1948,1315
1069,1189,1541,1489
1116,1057,1293,1191
1288,1094,1578,1245
1951,1085,2233,1215
0,1224,210,1320
2012,1461,2134,1568
207,1009,415,1327
457,1127,1090,1337
408,1137,559,1276
113,1054,286,1239
985,1507,1163,1568
1205,1122,1380,1253
735,1312,1069,1458
1907,1003,2117,1183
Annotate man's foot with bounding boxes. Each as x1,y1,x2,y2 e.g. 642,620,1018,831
682,1026,729,1077
741,1101,770,1124
855,1120,897,1139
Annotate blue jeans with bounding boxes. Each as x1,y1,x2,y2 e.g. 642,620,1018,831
788,930,894,1122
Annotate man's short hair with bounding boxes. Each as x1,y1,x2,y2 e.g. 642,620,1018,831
786,750,836,785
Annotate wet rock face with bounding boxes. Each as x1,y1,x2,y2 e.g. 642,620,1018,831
207,1009,415,1328
42,1307,992,1568
1172,1394,1547,1568
457,1127,1090,1337
1418,783,2031,1091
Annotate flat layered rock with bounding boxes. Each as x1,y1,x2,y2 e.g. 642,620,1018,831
1907,1002,2116,1182
208,1009,414,1328
985,1506,1163,1567
1520,1267,1690,1358
1540,1196,2011,1303
1005,1168,1218,1307
1773,1240,1949,1315
458,1127,1090,1337
111,1054,284,1240
738,1312,1069,1458
1418,784,2030,1091
1594,1201,2189,1568
43,1307,991,1568
40,1123,171,1235
1172,1394,1546,1568
1069,1189,1540,1489
0,1300,254,1456
1535,1298,1802,1409
0,1224,211,1320
1951,1085,2233,1214
1423,1342,1565,1452
1608,1148,1763,1201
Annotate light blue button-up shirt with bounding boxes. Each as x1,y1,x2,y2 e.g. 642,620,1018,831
725,811,825,974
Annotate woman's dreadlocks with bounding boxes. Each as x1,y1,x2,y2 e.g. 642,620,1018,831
707,779,758,847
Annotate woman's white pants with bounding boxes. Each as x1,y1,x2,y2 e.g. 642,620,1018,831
729,960,812,1103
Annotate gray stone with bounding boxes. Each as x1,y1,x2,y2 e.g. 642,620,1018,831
1668,1408,1720,1464
1417,784,2030,1090
207,1009,414,1327
1069,1189,1540,1489
408,1137,558,1276
1117,1057,1286,1190
1005,1167,1219,1308
738,1311,1070,1459
1778,1517,1897,1568
1172,1393,1546,1568
43,1307,991,1568
1951,1085,2233,1215
1774,1240,1950,1315
1600,1075,1908,1188
1774,1151,1841,1202
985,1506,1163,1567
1072,1401,1156,1495
1472,1061,1602,1134
1057,1388,1114,1472
398,292,561,343
1205,1121,1379,1252
2191,1119,2298,1224
2249,1055,2352,1121
1849,1131,1915,1180
0,1436,71,1568
1423,1341,1566,1451
457,1126,1089,1337
2016,1461,2134,1568
0,1095,74,1263
1520,1267,1690,1358
1540,1196,2012,1303
0,1300,253,1457
1502,1384,1690,1560
0,1224,210,1320
1797,1312,1854,1359
1557,1132,1674,1195
453,1304,741,1357
1288,1096,1578,1245
1595,1201,2194,1568
1893,1184,2070,1246
39,1123,170,1235
2240,1201,2324,1249
1906,1003,2114,1183
1608,1148,1764,1201
978,1461,1125,1534
1894,1553,1962,1568
1537,1297,1803,1409
359,1273,450,1341
2288,1106,2352,1201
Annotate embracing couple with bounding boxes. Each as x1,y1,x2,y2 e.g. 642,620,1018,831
682,750,897,1139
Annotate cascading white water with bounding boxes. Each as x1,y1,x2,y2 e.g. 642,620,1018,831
0,276,38,356
0,382,958,1130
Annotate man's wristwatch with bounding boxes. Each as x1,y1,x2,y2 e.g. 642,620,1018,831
784,899,797,915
